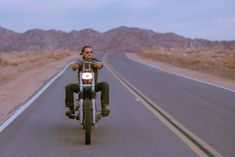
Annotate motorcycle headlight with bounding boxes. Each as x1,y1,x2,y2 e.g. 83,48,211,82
82,72,93,80
82,72,93,84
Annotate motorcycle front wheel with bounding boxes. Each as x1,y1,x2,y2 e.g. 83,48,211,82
84,100,92,145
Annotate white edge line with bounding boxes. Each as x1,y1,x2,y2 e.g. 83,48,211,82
0,62,73,133
126,53,235,93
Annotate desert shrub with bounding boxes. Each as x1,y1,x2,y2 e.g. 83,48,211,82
138,48,235,80
223,54,235,69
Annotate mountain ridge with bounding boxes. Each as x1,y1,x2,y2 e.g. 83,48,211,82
0,26,234,52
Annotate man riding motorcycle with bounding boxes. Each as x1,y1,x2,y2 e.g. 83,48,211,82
65,45,110,118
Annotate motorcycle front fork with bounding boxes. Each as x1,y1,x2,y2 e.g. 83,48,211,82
78,98,96,125
74,93,99,125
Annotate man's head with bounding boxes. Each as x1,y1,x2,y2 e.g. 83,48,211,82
80,45,93,60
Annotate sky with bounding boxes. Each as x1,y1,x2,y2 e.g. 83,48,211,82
0,0,235,41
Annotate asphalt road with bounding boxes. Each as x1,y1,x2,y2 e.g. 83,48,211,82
107,53,235,157
0,53,234,157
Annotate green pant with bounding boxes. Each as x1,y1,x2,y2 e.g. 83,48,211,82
65,82,109,108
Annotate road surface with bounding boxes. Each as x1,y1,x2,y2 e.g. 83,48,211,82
0,53,234,157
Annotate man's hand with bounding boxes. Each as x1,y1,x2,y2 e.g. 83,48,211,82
71,63,79,71
94,63,103,69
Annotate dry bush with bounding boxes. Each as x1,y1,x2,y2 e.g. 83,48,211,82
0,59,6,66
223,54,235,69
0,51,77,84
139,47,235,80
46,52,73,61
0,52,21,66
0,51,75,67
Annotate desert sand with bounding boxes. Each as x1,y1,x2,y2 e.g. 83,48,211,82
0,52,78,125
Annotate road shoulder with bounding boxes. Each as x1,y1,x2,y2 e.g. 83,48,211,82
0,53,77,125
126,53,235,91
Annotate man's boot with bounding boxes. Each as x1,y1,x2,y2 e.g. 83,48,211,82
65,107,75,119
101,104,110,117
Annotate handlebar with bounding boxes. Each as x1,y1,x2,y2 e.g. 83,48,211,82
71,60,103,71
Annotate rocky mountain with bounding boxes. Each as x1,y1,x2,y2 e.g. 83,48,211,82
0,26,234,52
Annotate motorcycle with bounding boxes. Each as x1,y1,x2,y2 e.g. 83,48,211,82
72,60,103,145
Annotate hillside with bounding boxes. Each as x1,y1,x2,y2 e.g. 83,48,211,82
0,26,235,52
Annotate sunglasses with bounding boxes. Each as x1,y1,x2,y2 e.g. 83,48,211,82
85,51,93,54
